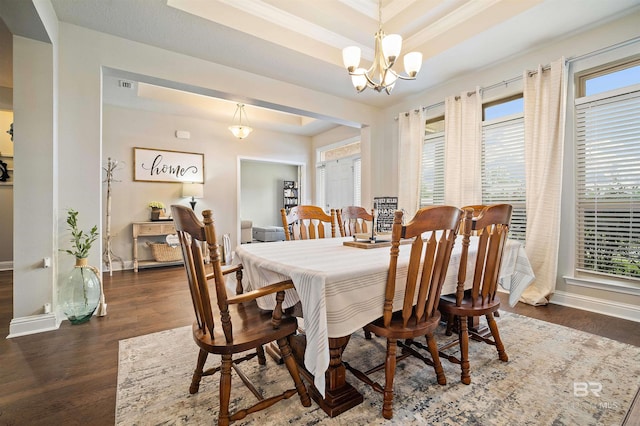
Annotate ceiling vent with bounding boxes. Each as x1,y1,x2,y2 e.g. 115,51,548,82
118,80,134,89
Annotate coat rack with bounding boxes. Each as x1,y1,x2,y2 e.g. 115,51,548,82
103,157,125,276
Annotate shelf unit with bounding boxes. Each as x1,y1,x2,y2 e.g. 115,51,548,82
283,180,298,212
132,221,183,272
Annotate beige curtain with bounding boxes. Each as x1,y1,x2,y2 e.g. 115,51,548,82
444,88,482,207
397,108,426,218
520,58,567,305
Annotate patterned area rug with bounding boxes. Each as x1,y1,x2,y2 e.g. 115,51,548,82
116,313,639,425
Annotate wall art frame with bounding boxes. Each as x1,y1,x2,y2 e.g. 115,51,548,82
133,147,204,183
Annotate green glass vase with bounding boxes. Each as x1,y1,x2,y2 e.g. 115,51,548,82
59,258,101,324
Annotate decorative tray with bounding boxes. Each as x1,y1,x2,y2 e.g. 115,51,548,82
343,237,411,249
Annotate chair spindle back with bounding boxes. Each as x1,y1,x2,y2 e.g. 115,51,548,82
338,206,373,237
384,206,462,328
462,204,512,307
172,206,234,343
281,205,336,240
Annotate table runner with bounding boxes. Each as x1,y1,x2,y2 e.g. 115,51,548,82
234,236,534,396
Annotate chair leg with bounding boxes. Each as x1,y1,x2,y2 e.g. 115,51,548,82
277,337,311,407
364,329,372,340
265,341,284,364
256,344,267,365
458,316,471,385
218,354,233,426
445,313,455,336
486,313,508,362
189,349,208,394
425,332,446,385
382,338,398,420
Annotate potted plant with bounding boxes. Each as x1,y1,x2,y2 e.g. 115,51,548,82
148,201,165,221
59,209,103,324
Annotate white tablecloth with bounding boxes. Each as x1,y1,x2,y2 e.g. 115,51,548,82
234,236,534,396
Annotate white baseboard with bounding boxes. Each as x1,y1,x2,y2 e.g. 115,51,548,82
0,261,13,271
102,260,133,272
550,290,640,323
6,313,60,338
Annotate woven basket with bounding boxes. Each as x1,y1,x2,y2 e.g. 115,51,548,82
147,242,182,262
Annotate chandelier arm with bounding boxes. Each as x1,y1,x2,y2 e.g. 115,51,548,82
395,73,418,81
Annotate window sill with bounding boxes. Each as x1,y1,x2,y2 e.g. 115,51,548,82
563,275,640,296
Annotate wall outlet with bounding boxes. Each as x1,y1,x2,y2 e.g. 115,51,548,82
43,257,51,268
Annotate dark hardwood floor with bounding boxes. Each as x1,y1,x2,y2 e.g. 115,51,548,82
0,267,638,425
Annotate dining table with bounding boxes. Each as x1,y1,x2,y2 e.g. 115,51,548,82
233,235,535,416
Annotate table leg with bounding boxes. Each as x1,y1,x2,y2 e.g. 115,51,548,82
289,334,363,417
133,236,139,272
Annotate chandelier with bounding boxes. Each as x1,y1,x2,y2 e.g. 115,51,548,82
342,0,422,94
228,103,253,139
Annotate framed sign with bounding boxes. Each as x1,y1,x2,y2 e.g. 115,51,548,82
374,196,398,232
134,147,204,183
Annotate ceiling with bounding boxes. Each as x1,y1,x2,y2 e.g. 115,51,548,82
3,0,640,135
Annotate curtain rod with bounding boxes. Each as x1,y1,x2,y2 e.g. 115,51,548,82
395,36,640,120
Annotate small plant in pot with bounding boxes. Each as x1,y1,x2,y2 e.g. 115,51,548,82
148,201,165,221
59,209,103,324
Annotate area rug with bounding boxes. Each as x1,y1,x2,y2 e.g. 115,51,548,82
116,313,639,425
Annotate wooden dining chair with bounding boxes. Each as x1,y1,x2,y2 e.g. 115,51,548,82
268,205,337,363
337,206,376,339
337,206,373,237
344,206,463,420
281,205,336,240
171,205,311,426
438,203,512,385
444,203,498,333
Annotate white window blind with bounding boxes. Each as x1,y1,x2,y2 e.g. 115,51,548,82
353,158,361,206
575,88,640,280
420,133,445,206
316,165,326,211
481,115,526,241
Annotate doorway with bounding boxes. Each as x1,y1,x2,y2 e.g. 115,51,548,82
316,139,361,212
240,159,301,228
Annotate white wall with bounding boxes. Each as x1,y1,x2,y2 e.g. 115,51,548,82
12,35,56,324
240,160,299,229
102,105,310,265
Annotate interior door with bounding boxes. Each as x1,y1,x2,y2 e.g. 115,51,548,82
324,157,354,212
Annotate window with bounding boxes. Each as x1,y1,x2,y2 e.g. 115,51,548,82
316,139,361,210
316,164,326,211
482,96,527,242
575,60,640,280
420,117,445,206
353,158,361,207
483,96,524,121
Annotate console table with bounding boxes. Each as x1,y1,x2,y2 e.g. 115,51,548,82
132,221,181,272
